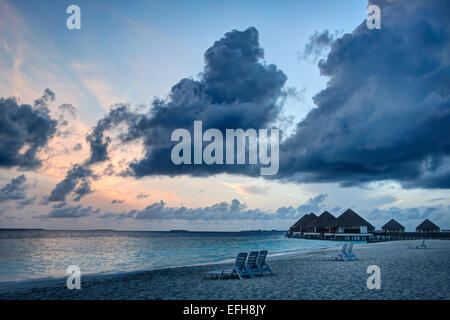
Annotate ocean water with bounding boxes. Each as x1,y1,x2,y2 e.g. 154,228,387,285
0,229,352,283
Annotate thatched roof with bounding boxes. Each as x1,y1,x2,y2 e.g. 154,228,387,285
416,219,440,231
382,219,405,231
307,211,336,228
291,213,317,229
333,209,375,231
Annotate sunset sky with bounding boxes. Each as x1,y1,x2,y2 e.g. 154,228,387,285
1,0,449,231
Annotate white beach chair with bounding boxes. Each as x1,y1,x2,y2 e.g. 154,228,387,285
416,239,428,249
255,250,273,276
202,252,252,280
346,243,357,260
202,270,223,280
330,243,349,261
220,252,254,280
245,251,261,276
407,239,429,249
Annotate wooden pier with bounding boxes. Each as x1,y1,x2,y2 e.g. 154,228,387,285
369,231,450,242
287,210,448,242
286,231,450,242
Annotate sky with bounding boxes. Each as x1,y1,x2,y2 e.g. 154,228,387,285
0,0,449,231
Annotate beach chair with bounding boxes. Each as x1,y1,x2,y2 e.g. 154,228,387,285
331,243,349,261
246,251,262,276
416,239,428,249
407,239,429,249
220,252,254,280
255,250,274,275
346,243,357,260
202,270,223,280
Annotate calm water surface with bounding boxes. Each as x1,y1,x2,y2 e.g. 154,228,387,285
0,230,353,282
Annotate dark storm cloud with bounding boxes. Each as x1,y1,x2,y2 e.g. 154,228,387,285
102,199,290,221
0,175,31,203
15,195,38,210
202,27,286,105
296,193,327,215
48,164,95,202
49,27,287,200
73,179,94,201
129,27,287,177
278,0,450,188
367,204,450,230
55,104,78,138
82,27,285,177
299,30,341,62
121,3,448,189
48,105,143,202
40,202,100,218
33,88,55,109
132,199,270,221
17,196,37,206
330,206,343,214
39,195,50,205
86,104,141,165
100,194,328,221
58,104,77,117
0,89,58,170
51,0,450,201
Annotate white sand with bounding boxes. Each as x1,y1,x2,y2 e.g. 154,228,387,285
0,240,448,300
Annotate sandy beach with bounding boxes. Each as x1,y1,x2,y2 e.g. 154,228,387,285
0,240,448,300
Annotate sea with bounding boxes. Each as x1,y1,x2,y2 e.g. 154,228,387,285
0,229,354,283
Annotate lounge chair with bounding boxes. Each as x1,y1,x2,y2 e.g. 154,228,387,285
246,251,262,276
416,239,428,249
330,243,349,261
346,243,357,260
220,252,254,279
255,250,273,275
407,239,428,249
202,270,223,280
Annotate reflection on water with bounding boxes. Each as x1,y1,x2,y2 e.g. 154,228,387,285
0,230,355,282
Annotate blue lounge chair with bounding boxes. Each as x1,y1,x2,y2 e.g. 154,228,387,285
202,270,222,280
246,251,262,276
416,239,428,249
346,243,357,260
256,250,273,275
407,239,429,249
331,243,349,261
220,252,254,279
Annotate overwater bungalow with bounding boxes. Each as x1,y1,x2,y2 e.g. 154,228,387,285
382,219,405,233
330,209,375,241
416,219,440,233
307,211,337,233
287,208,375,241
300,211,338,239
287,209,449,241
289,212,317,235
